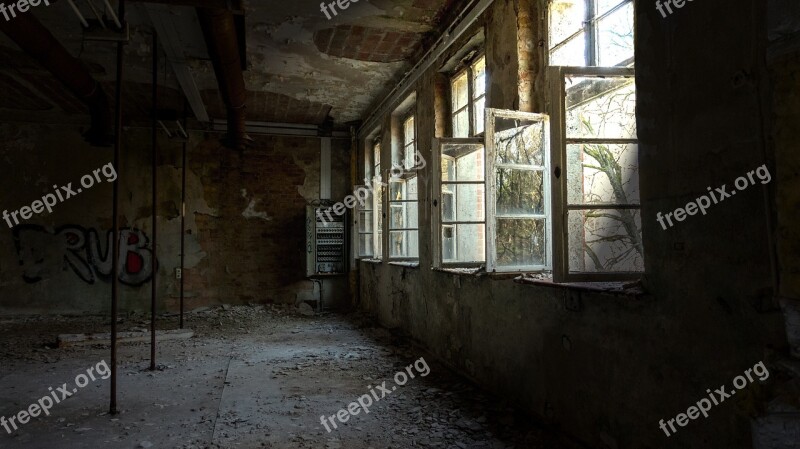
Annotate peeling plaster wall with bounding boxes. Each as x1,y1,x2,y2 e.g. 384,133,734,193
358,0,789,448
0,124,351,314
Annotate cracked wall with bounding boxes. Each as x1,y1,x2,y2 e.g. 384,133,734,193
0,123,351,313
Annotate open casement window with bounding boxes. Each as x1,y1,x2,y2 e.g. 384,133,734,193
355,186,373,258
371,141,384,260
548,0,634,68
549,66,643,282
388,173,418,260
431,138,486,268
485,109,552,273
389,115,419,260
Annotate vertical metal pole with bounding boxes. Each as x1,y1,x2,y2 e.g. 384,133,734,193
110,0,126,416
150,29,158,371
179,101,187,329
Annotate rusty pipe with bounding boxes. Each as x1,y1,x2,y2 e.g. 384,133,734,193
196,7,251,150
0,8,114,146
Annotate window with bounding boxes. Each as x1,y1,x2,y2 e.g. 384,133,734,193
373,142,383,260
486,110,551,272
549,67,642,281
548,0,641,281
428,1,641,281
548,0,634,67
356,140,380,259
433,111,549,272
431,138,486,267
451,55,486,137
389,115,419,260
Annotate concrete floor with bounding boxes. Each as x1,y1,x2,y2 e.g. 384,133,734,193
0,306,578,449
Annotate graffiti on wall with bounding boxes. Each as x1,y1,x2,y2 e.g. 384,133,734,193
12,224,156,286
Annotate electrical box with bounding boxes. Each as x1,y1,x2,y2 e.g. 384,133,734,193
306,206,348,276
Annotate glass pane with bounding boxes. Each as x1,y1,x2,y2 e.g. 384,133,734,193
390,202,418,229
495,218,546,268
404,146,417,171
373,143,381,167
473,96,485,135
358,234,373,257
550,32,587,66
567,209,644,273
597,0,628,17
452,72,469,110
597,2,634,66
390,178,418,201
443,224,485,264
566,143,639,205
496,169,545,215
442,189,456,222
565,75,636,139
453,109,469,138
390,230,419,258
442,183,485,223
549,0,586,49
441,143,484,182
404,116,415,146
358,210,373,232
494,118,545,166
374,184,383,259
472,57,486,98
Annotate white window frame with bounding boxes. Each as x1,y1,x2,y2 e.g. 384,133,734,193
485,109,552,273
388,113,419,261
372,140,384,260
355,184,373,259
431,137,486,269
548,65,642,282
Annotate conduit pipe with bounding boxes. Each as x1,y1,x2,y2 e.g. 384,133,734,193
66,0,90,28
0,8,114,146
196,7,252,150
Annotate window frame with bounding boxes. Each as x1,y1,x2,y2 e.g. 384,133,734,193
355,138,382,260
388,112,420,262
547,0,634,68
485,108,553,273
355,184,373,259
371,139,384,260
548,65,643,282
450,53,487,138
431,137,486,269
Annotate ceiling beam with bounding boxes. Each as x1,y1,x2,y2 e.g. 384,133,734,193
129,0,244,14
144,4,210,123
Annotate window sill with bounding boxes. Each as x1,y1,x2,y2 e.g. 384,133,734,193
388,261,420,269
432,267,483,276
359,258,383,264
514,275,645,297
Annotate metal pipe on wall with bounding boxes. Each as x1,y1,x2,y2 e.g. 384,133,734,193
180,101,187,329
110,0,126,416
149,29,158,372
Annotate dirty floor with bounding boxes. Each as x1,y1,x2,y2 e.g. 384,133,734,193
0,306,579,449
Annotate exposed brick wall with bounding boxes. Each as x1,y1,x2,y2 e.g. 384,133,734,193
181,134,350,308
